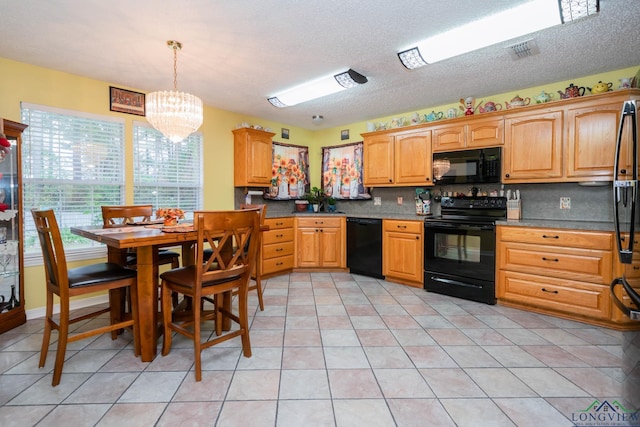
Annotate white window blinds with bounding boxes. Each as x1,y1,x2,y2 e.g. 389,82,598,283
133,122,203,218
21,103,125,254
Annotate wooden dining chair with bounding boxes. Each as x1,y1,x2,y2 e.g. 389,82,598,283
31,209,140,386
202,204,267,311
239,203,267,311
160,209,260,381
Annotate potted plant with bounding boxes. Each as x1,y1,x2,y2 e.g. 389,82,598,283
326,196,336,212
308,186,324,212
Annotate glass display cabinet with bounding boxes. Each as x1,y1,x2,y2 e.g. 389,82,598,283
0,119,26,333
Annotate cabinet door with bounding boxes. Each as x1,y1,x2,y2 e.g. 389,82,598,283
432,124,465,152
467,117,504,148
394,130,433,185
296,227,320,268
565,101,623,180
383,230,423,284
320,227,343,268
504,110,563,182
0,119,26,333
363,134,394,185
246,132,273,185
233,128,274,186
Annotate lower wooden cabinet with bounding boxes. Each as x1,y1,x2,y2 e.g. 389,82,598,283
295,217,346,269
382,219,423,288
261,217,294,277
497,225,639,330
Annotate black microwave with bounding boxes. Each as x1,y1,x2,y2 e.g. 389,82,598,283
432,147,501,185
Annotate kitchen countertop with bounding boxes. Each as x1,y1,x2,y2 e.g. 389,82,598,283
267,212,617,232
496,218,615,232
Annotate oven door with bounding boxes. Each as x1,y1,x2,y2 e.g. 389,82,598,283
424,221,496,283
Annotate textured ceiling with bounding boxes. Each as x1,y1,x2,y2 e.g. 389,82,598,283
1,0,639,130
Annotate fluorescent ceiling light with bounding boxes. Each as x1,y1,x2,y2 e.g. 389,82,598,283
268,69,367,108
398,0,598,69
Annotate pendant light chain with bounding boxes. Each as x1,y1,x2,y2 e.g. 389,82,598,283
172,43,178,91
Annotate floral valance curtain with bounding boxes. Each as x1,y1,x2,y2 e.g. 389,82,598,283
268,142,309,199
321,142,369,199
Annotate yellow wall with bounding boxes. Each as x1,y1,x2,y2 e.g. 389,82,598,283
1,56,638,314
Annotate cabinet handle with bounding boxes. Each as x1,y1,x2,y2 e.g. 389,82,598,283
276,222,283,226
425,177,430,181
416,236,420,240
315,221,324,225
388,179,392,183
621,169,627,174
505,173,510,178
276,234,284,238
633,266,639,270
542,257,559,262
397,225,407,229
541,288,559,294
276,262,283,266
276,248,283,252
542,235,559,239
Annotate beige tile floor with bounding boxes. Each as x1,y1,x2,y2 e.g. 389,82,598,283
0,272,638,427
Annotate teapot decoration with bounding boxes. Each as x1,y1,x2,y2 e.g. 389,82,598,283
478,101,502,113
534,91,553,104
425,111,444,122
505,95,530,109
588,80,613,94
619,77,632,89
558,83,586,99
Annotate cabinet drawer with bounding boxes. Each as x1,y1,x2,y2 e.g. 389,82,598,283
498,226,612,250
263,228,294,245
384,219,423,234
263,241,294,259
498,270,610,320
499,242,612,284
264,217,294,229
296,217,342,228
263,255,294,275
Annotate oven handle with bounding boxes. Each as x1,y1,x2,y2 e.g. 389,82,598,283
425,223,494,232
429,275,483,289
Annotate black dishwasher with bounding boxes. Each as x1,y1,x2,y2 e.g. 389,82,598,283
346,217,384,279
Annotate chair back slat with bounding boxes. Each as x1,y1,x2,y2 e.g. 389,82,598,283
101,205,153,227
31,209,69,295
193,209,260,293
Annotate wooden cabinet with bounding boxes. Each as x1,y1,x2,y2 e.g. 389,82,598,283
496,225,640,330
233,127,275,187
261,217,294,277
0,119,26,334
363,128,432,187
432,116,504,152
565,94,639,182
295,216,345,269
382,219,423,287
503,109,563,183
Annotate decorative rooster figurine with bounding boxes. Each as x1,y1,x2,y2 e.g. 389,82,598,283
459,97,481,116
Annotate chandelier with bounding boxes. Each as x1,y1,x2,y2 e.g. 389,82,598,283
146,40,203,143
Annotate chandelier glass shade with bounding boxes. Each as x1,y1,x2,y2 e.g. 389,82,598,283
146,41,203,143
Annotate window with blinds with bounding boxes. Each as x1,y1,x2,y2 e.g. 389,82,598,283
133,122,203,219
21,103,125,257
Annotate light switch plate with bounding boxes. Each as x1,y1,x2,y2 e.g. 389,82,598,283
560,197,571,209
397,196,403,205
374,197,381,206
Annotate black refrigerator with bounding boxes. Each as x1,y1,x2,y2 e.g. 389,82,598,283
612,99,640,413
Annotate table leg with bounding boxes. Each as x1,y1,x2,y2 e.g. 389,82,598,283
135,246,157,362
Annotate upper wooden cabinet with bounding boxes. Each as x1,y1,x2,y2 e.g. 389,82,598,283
503,108,564,183
565,94,638,181
233,128,275,187
363,128,432,187
432,116,504,152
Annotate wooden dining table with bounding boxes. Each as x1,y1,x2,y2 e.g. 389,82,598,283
71,224,197,362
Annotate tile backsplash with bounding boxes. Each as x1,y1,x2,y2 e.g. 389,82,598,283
235,182,613,222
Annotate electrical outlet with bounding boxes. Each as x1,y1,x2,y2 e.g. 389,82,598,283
374,197,382,206
560,197,571,209
397,196,403,205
